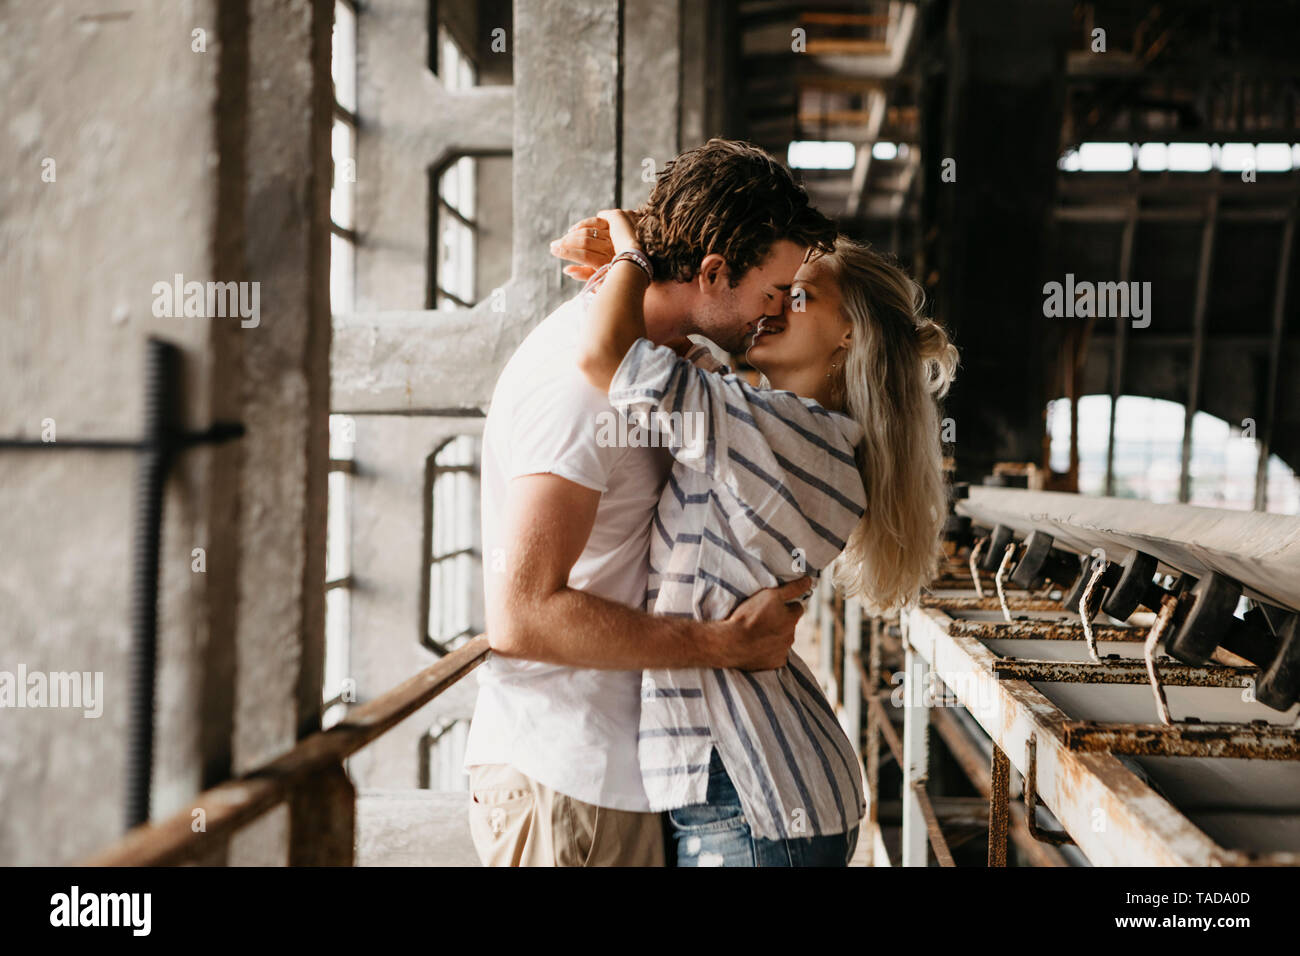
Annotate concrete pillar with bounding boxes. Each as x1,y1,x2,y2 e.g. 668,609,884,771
0,0,332,865
621,0,681,208
0,0,214,864
226,0,335,865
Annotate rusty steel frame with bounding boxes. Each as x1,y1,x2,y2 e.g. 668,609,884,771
988,745,1010,866
910,778,957,866
922,595,1064,612
905,605,1289,865
930,710,1067,867
950,619,1141,642
865,686,905,766
932,573,999,589
991,657,1257,688
861,624,1068,866
1024,736,1075,846
1062,720,1300,760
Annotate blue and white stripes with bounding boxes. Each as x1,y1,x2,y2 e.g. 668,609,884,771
610,338,869,841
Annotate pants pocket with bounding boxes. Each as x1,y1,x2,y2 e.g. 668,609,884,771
670,812,753,867
467,765,537,866
552,791,605,867
667,801,747,833
468,763,532,803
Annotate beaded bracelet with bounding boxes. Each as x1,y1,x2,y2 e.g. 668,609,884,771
611,248,653,281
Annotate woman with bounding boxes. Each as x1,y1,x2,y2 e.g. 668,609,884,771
560,210,957,866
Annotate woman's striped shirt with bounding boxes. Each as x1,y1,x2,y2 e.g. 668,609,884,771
609,336,868,841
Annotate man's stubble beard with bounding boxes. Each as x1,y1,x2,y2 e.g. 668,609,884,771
688,287,753,355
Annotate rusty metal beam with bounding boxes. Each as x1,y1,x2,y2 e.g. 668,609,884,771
922,595,1064,613
950,619,1140,642
865,680,905,768
910,779,957,867
988,745,1010,867
1063,720,1300,760
992,657,1257,687
862,621,1072,866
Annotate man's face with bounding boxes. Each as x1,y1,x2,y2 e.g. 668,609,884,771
690,240,808,353
744,256,851,380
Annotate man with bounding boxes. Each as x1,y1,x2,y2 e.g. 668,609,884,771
464,139,838,866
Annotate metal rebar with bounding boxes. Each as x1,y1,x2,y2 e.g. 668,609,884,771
988,745,1009,867
968,536,987,598
1024,736,1075,846
994,542,1016,623
1144,594,1180,725
125,338,180,829
1078,558,1108,662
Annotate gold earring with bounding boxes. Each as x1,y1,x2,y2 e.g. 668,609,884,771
827,348,845,379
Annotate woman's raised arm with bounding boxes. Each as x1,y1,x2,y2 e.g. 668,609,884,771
575,209,654,391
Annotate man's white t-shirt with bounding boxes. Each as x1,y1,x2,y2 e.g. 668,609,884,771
463,291,671,811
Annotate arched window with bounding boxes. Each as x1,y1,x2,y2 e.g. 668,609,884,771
423,435,482,655
1047,395,1300,513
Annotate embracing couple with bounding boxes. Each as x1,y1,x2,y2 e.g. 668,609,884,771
463,139,958,867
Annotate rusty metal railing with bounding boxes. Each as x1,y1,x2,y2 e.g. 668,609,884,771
84,636,490,866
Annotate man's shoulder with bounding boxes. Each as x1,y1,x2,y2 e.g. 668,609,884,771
526,292,587,342
497,294,584,371
487,293,606,420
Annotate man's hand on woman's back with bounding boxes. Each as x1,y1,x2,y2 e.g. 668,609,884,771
711,577,811,671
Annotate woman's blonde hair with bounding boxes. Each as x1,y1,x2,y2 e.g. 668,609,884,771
820,237,959,614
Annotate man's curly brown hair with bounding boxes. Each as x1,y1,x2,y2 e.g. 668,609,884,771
635,138,837,286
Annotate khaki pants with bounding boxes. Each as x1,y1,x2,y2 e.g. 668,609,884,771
467,763,666,867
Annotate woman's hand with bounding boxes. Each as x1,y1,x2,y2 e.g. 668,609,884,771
595,208,642,257
549,216,614,281
548,210,644,281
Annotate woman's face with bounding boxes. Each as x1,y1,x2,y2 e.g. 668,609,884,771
744,257,852,382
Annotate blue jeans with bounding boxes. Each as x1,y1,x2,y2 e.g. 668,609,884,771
667,749,858,867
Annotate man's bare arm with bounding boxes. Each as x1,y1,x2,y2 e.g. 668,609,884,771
486,474,807,671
